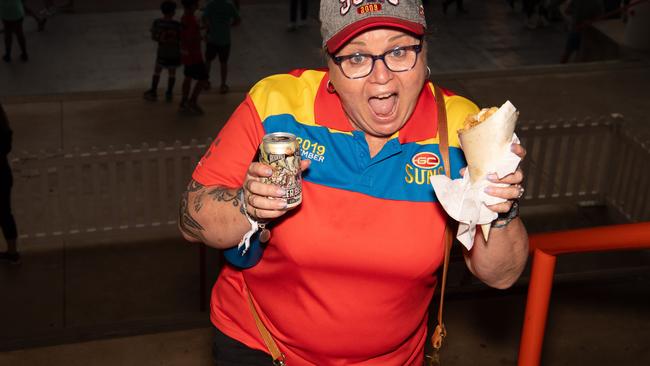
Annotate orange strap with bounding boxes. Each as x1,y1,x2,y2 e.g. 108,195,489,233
247,289,286,365
431,85,454,353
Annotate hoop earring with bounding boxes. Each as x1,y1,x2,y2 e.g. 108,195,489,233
326,80,336,93
426,66,431,79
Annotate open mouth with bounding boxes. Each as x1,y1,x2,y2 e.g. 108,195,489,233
368,92,398,118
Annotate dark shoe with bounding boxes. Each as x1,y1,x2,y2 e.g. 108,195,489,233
179,101,190,113
165,91,173,102
188,103,204,115
143,90,157,101
38,17,47,32
0,251,21,265
2,54,10,63
219,84,229,94
20,53,28,62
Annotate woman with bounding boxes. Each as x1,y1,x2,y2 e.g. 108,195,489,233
1,0,28,62
0,103,19,264
179,0,529,364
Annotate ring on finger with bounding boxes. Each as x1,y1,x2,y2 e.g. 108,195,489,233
245,179,254,192
516,186,525,199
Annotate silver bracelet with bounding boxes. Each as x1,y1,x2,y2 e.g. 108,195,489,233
491,200,519,229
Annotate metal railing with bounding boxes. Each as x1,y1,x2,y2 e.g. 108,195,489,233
8,115,650,242
517,116,620,207
11,139,211,241
518,222,650,365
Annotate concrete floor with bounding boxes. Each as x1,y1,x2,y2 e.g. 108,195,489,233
2,0,580,97
1,0,649,365
1,271,648,366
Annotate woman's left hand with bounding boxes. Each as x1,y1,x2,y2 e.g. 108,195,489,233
483,143,526,213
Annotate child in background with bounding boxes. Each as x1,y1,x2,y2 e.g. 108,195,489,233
144,1,182,102
202,0,240,94
179,0,208,114
1,0,28,62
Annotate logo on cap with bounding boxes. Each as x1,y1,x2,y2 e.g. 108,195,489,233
340,0,400,16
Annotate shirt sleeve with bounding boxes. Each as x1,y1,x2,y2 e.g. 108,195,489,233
192,95,266,188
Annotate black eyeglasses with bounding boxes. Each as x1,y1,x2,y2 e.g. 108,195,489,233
330,43,423,79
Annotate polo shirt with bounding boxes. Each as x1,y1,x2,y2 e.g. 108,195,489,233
192,69,478,365
0,0,24,21
202,0,239,46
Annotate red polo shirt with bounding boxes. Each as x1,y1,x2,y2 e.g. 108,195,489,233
192,69,478,365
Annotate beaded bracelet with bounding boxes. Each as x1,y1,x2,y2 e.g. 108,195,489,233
491,200,520,229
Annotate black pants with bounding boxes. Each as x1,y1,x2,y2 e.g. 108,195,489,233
0,162,17,242
212,327,271,366
289,0,308,23
523,0,542,18
212,326,433,365
2,18,27,57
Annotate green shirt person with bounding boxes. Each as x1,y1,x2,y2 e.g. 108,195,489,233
0,0,25,21
202,0,240,46
202,0,240,93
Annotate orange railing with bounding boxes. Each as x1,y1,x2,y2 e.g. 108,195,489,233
518,222,650,366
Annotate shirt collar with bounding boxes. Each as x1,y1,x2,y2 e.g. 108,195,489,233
313,72,439,143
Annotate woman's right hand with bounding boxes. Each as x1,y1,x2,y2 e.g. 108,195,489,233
243,160,310,221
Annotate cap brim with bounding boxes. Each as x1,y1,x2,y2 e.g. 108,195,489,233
326,17,425,54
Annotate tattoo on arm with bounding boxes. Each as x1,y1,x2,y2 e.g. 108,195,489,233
206,187,241,207
238,188,246,215
180,179,248,239
179,180,206,240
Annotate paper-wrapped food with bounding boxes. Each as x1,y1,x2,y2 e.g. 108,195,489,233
459,105,518,183
459,102,518,241
430,100,521,249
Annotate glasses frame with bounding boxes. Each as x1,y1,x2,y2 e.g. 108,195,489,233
330,43,423,79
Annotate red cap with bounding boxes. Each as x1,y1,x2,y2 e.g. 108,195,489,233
326,17,425,53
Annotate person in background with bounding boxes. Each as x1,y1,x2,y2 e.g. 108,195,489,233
144,1,182,102
442,0,468,15
560,0,604,63
179,0,208,114
179,0,529,364
202,0,240,94
287,0,308,31
523,0,547,29
1,0,28,62
0,103,19,265
22,0,47,32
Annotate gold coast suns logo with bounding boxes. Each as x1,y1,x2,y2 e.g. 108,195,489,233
339,0,399,16
405,152,445,185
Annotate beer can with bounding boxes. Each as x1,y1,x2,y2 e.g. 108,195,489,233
259,132,302,208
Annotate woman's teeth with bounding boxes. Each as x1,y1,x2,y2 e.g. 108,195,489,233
368,93,397,116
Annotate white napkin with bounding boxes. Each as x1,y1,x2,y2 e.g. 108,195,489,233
430,134,521,250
